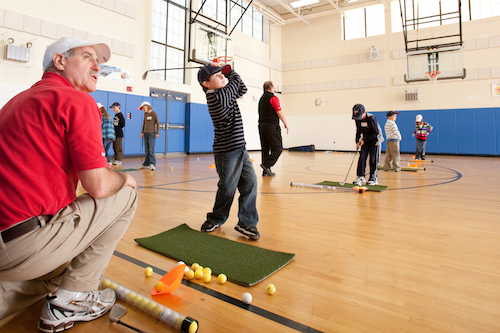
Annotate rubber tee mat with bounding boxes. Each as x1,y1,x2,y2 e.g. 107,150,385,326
135,224,295,286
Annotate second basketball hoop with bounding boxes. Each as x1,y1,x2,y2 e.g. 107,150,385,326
425,70,441,83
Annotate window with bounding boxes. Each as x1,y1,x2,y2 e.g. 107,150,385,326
199,0,265,41
469,0,500,20
150,0,187,83
344,4,385,40
392,0,500,33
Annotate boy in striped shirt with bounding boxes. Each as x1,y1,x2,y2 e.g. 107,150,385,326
197,63,260,240
383,111,402,172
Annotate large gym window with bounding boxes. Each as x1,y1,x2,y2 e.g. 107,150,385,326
150,0,187,83
391,0,500,33
343,4,385,40
199,0,265,41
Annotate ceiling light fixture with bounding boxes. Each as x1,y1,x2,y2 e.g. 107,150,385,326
290,0,320,8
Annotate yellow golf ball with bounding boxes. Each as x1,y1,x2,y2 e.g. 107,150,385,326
189,321,198,333
191,263,200,271
144,267,153,277
202,273,211,283
152,305,164,319
101,279,111,289
185,270,195,280
203,267,212,275
138,298,150,310
145,301,157,314
110,282,118,290
125,291,136,303
217,274,227,284
267,284,276,295
194,268,204,279
132,295,143,305
155,281,164,292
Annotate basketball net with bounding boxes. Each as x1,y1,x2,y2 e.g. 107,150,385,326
425,71,441,83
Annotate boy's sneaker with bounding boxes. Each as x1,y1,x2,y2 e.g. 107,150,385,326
113,160,122,165
367,178,378,186
201,221,221,233
353,176,366,185
234,222,260,240
38,289,116,332
150,164,155,171
138,164,149,170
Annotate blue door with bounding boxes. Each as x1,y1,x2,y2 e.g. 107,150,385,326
167,94,187,153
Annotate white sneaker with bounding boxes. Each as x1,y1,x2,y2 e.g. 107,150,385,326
113,160,122,165
367,178,378,186
138,164,150,170
38,289,116,332
150,164,155,171
353,176,366,185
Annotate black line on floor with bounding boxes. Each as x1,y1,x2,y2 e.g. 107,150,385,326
113,251,324,333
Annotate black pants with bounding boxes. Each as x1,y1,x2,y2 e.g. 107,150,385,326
258,122,283,168
357,142,379,180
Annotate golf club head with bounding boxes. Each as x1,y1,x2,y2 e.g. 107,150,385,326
109,304,127,322
142,71,149,80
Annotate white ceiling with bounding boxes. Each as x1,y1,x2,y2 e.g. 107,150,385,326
251,0,393,25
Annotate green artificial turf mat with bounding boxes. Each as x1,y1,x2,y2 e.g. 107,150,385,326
135,224,295,286
377,166,422,172
116,168,138,172
316,181,388,192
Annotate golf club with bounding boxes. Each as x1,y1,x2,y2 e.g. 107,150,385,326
142,66,203,80
109,304,147,333
339,148,359,186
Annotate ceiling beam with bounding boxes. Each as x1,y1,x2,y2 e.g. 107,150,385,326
273,0,313,26
326,0,346,18
252,0,286,24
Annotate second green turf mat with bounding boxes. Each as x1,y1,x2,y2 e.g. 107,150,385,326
135,224,295,286
316,181,388,192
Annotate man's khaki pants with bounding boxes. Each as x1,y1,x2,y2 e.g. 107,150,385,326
0,186,137,320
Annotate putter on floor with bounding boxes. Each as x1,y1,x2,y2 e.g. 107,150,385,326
339,148,359,186
109,304,147,333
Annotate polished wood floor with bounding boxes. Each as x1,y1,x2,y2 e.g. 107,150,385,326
2,151,500,333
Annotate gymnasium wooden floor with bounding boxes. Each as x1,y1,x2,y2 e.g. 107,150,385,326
1,151,499,333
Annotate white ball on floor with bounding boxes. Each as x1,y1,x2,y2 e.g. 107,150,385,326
242,292,252,304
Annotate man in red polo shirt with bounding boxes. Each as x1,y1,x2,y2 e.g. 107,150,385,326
0,37,138,332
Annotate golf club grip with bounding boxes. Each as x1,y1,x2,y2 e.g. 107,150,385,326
118,320,148,333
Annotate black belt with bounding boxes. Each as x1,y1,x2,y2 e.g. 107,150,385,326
1,216,51,243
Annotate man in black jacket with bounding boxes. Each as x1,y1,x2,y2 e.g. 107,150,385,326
258,81,288,177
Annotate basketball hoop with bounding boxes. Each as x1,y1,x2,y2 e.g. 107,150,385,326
425,71,441,83
213,56,233,65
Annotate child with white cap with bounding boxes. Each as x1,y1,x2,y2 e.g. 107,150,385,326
412,114,433,160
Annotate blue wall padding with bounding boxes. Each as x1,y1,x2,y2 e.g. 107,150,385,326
371,107,498,156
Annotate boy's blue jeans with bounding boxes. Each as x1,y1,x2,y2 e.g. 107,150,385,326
207,148,258,227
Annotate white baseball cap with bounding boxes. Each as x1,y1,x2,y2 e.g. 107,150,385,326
415,114,423,122
97,103,103,109
138,101,151,110
43,37,111,69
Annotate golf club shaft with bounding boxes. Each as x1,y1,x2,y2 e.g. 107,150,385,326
342,148,358,185
118,319,147,333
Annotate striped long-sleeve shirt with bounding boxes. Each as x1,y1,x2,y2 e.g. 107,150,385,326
205,70,248,153
414,122,433,140
384,119,402,142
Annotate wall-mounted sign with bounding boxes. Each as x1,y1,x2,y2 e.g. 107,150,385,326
98,65,130,83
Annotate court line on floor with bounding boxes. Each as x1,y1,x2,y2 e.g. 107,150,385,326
113,251,324,333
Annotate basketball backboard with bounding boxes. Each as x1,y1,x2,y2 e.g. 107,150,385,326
405,46,465,83
191,24,233,67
